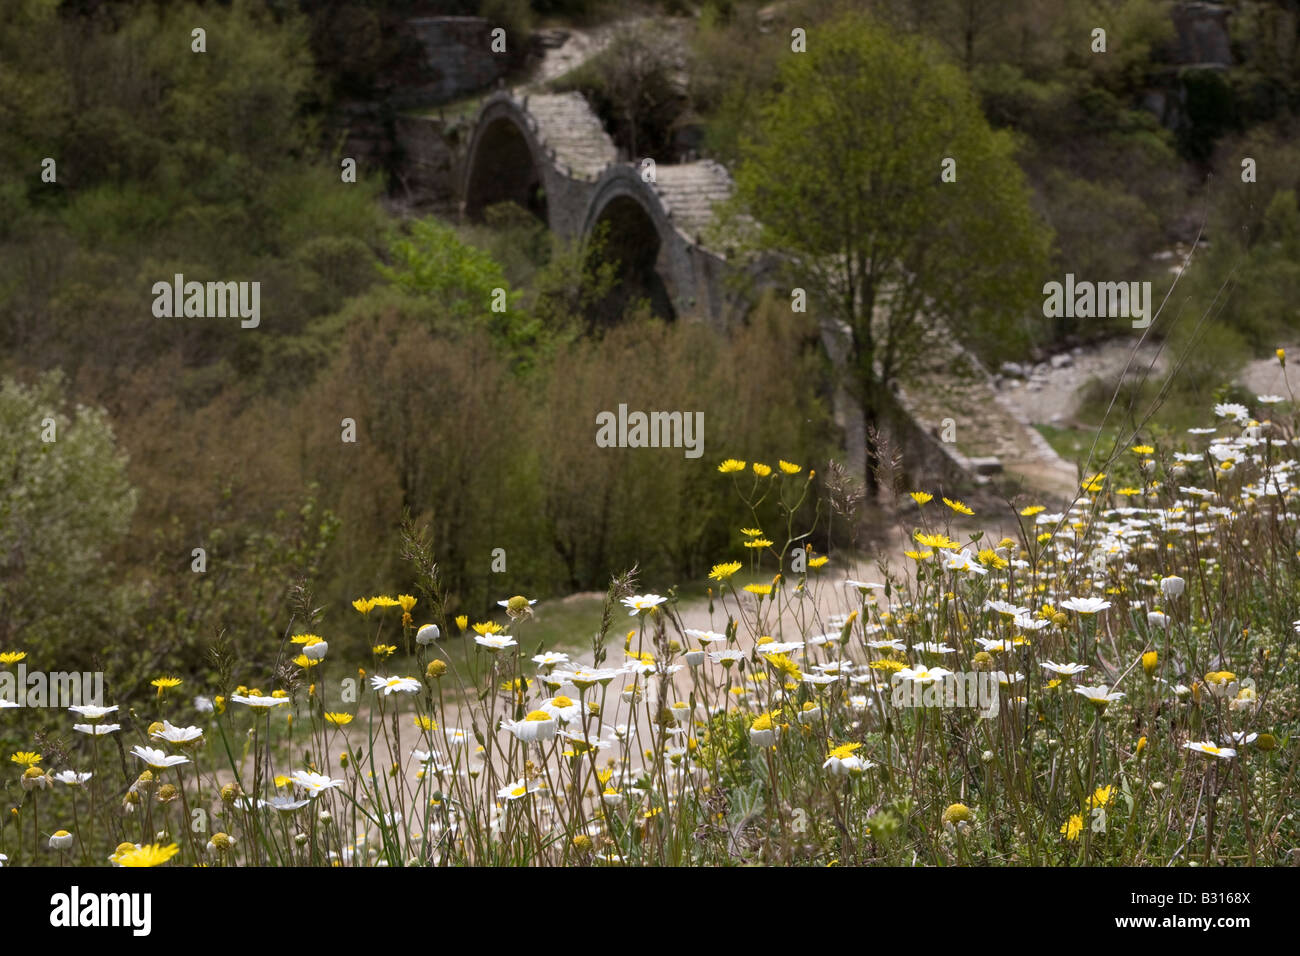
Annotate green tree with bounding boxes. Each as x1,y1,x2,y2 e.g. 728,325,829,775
731,14,1051,487
377,217,540,359
0,372,137,650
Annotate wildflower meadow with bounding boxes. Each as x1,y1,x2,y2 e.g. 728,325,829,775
5,378,1299,871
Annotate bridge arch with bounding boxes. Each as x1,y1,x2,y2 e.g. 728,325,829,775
580,165,681,320
461,98,550,226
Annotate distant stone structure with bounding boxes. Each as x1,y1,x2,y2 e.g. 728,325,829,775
459,91,737,324
1171,2,1232,67
406,17,515,105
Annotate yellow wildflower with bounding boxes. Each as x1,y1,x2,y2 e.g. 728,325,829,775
709,561,742,581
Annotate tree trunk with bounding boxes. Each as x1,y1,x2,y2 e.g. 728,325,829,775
852,325,882,498
815,313,869,491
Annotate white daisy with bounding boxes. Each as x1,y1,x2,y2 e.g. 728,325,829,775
51,770,93,786
68,704,119,720
1213,402,1249,422
1060,596,1112,614
944,548,988,575
130,746,190,770
73,722,120,735
622,594,667,615
1184,740,1236,759
844,579,886,592
708,649,745,667
896,664,952,685
531,651,570,668
1041,660,1088,676
1073,684,1124,706
150,720,204,745
538,694,583,723
290,770,345,796
684,629,728,645
497,778,538,801
264,795,310,812
370,675,420,696
231,694,291,710
501,711,558,743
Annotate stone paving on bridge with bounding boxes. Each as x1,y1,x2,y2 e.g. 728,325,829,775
520,92,616,180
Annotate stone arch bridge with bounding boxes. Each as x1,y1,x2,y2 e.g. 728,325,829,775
461,90,736,323
455,89,1078,502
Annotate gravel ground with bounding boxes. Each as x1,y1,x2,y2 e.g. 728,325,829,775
996,339,1168,426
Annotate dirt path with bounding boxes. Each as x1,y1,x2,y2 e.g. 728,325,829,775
998,336,1296,427
338,514,1012,772
997,339,1168,427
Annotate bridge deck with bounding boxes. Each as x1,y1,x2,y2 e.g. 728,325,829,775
524,92,617,180
653,161,733,239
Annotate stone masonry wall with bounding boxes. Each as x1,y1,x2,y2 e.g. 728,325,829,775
406,17,513,106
